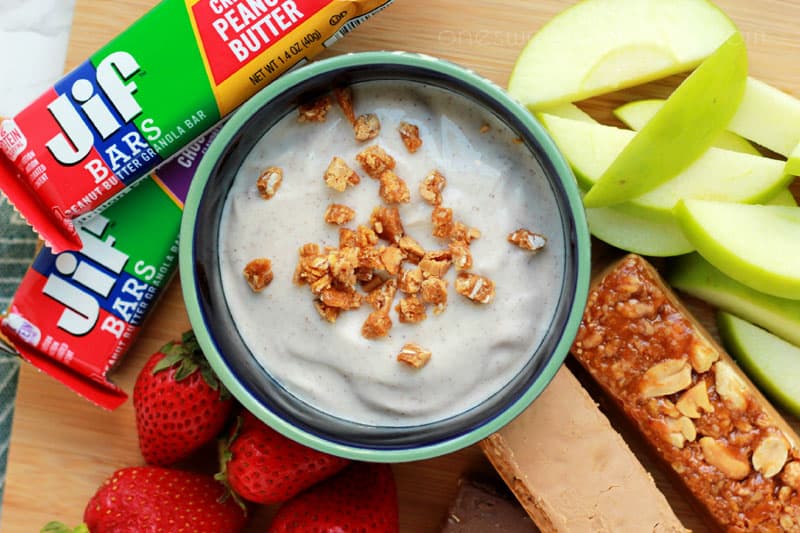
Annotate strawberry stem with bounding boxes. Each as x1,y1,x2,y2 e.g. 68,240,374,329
151,330,231,400
214,415,247,513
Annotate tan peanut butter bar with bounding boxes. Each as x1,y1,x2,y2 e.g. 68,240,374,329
481,367,686,533
572,254,800,531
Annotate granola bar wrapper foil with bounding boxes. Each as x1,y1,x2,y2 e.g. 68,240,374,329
0,0,393,253
0,130,218,409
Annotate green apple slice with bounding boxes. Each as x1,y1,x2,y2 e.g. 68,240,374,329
728,77,800,157
766,188,798,207
508,0,736,109
669,253,800,346
583,33,747,208
536,102,594,124
540,114,790,220
717,312,800,416
675,199,800,299
786,142,800,176
613,99,759,155
584,197,694,257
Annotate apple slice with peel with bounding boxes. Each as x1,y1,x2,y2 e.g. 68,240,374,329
540,114,790,221
589,178,793,257
675,199,800,299
787,143,800,176
614,99,759,155
548,112,693,256
669,253,800,347
717,312,800,417
536,102,594,123
728,77,800,157
766,188,798,207
508,0,736,109
583,33,748,208
584,195,694,257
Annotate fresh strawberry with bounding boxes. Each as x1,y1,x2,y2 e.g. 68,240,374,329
134,330,234,465
84,466,247,533
217,412,349,505
268,462,399,533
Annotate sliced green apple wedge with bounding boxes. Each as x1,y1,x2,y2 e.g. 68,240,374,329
766,188,798,207
536,102,594,123
540,114,790,220
508,0,736,109
786,142,800,176
613,99,759,155
717,312,800,416
728,77,800,157
669,253,800,346
583,33,747,208
675,199,800,299
584,197,694,257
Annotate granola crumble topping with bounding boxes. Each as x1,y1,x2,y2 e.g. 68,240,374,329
334,87,356,125
356,145,395,179
378,170,411,204
256,166,283,199
397,343,432,369
508,228,547,253
324,204,356,225
431,206,454,239
324,156,360,192
398,121,422,153
419,170,446,206
354,113,381,142
243,258,274,292
455,272,495,304
298,96,331,122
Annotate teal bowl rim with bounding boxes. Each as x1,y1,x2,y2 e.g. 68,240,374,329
179,51,591,462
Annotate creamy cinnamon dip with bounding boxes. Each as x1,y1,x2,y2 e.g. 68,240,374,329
218,80,566,426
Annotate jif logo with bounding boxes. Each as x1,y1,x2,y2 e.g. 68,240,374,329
45,52,143,165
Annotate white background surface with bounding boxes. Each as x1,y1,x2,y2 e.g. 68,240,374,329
0,0,75,116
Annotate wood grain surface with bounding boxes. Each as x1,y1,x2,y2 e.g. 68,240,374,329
4,0,800,531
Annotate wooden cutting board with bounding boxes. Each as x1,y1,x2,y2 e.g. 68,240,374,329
4,0,800,531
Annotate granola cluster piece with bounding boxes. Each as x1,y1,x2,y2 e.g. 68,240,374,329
398,121,422,153
455,272,495,304
397,343,432,369
293,244,364,323
334,87,356,125
243,258,274,292
508,228,547,253
324,204,356,225
419,170,446,206
354,113,381,142
298,95,332,122
256,166,283,200
431,206,454,239
356,145,396,180
324,157,360,192
420,277,448,314
378,170,411,204
396,295,427,324
370,206,404,243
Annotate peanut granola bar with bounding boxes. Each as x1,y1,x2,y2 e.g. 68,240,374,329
572,254,800,532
